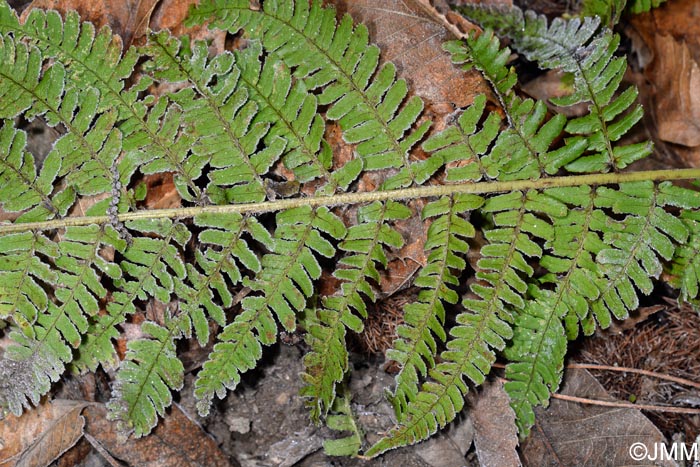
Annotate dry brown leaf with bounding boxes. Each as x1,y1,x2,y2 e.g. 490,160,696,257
22,0,160,48
0,399,90,467
647,35,700,147
83,403,236,467
335,0,489,120
471,380,521,467
22,0,222,49
521,368,674,467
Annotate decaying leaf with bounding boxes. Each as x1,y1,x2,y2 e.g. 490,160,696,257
83,403,236,467
0,399,89,467
521,369,675,467
648,35,700,147
471,380,520,467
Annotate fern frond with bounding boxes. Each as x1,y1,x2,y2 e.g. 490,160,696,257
421,94,500,183
143,32,286,204
386,194,482,417
367,190,566,455
187,0,432,190
459,5,651,172
175,213,266,346
0,225,123,414
301,201,410,421
503,287,567,436
0,231,58,336
72,219,188,373
194,206,345,415
0,122,74,222
0,4,138,114
590,182,697,325
107,319,185,437
322,391,363,457
0,6,204,202
444,30,588,179
669,210,700,302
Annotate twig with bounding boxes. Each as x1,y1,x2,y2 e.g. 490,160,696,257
567,363,700,390
84,432,124,467
551,393,700,414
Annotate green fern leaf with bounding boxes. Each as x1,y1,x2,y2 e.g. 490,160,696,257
458,5,651,172
194,206,345,415
503,287,567,436
187,0,432,190
386,194,482,417
0,225,123,414
301,201,410,421
0,122,75,221
669,210,700,302
174,213,266,346
107,319,185,437
443,31,588,179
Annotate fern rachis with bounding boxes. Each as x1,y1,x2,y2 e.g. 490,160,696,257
0,0,699,459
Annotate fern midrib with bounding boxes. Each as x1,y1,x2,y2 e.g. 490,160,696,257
3,168,700,234
243,5,418,184
3,23,202,198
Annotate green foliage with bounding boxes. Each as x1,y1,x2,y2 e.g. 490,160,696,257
580,0,668,22
0,0,699,459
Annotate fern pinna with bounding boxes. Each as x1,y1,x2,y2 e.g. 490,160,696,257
0,0,699,457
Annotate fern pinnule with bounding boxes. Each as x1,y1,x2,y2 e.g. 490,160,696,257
107,319,185,437
386,194,482,418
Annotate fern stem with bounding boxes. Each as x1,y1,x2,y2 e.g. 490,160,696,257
2,168,699,234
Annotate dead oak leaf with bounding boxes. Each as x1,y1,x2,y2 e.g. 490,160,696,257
648,34,700,147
